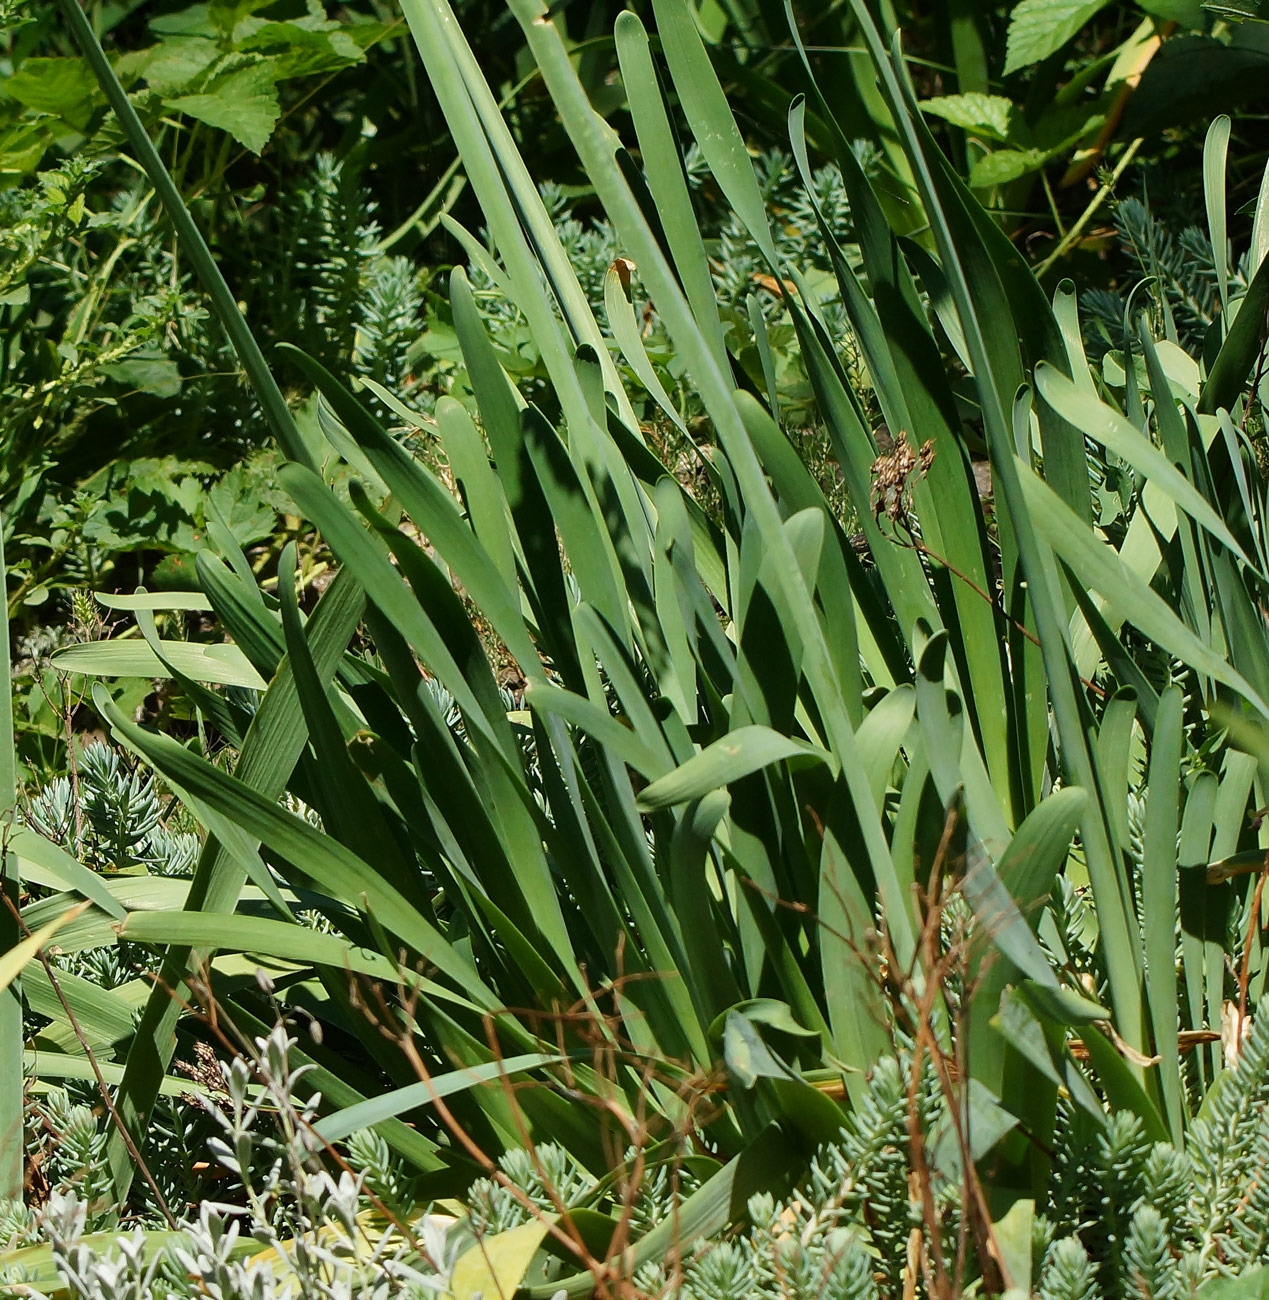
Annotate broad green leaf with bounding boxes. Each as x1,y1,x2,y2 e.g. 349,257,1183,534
614,11,731,377
968,147,1049,188
722,1009,791,1088
27,1052,192,1098
818,820,892,1078
1138,0,1203,19
10,828,124,920
991,1198,1035,1296
4,57,99,129
3,418,32,1196
604,262,686,433
95,590,213,611
119,912,409,985
708,998,821,1044
635,727,834,811
648,0,776,262
990,987,1107,1124
102,569,364,1200
282,346,539,673
1003,0,1113,74
1205,116,1232,314
1200,239,1269,414
1142,686,1186,1143
451,1216,557,1300
920,93,1022,143
397,0,637,432
507,0,917,979
929,1077,1018,1176
95,684,497,1000
164,61,281,154
52,639,266,689
56,0,315,467
856,685,916,807
1079,1022,1170,1142
433,395,519,597
239,21,368,79
1020,982,1110,1025
126,36,222,92
995,786,1086,927
26,965,140,1049
660,790,742,1032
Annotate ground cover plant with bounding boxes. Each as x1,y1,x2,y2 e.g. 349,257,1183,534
6,0,1269,1298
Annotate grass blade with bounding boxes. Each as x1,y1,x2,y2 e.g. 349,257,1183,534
1143,686,1186,1142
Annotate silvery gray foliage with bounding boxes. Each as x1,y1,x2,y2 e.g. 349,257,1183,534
32,1088,114,1230
465,1144,597,1238
13,1016,1269,1300
13,1027,459,1300
26,742,200,875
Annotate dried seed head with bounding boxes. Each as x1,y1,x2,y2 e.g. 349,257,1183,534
869,430,934,527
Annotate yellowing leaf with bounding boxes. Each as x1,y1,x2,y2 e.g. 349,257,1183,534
450,1216,556,1300
0,903,89,995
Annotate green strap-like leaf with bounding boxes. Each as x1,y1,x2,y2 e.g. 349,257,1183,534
105,568,366,1199
51,639,267,690
636,727,834,812
1018,460,1269,715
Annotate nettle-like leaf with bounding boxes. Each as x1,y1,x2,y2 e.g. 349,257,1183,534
3,57,101,130
919,93,1025,144
115,38,221,94
969,146,1051,187
1004,0,1114,75
238,20,368,79
163,56,281,154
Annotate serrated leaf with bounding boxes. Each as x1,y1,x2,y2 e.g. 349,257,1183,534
164,61,280,153
969,146,1049,188
128,37,221,94
4,57,100,129
1004,0,1113,75
920,93,1024,144
239,22,367,79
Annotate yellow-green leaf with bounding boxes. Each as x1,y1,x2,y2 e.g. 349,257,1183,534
0,904,88,995
450,1215,557,1300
